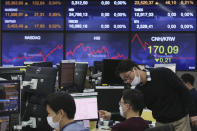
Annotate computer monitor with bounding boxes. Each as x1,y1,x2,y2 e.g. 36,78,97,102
60,62,75,90
154,63,176,73
72,95,98,120
23,66,57,97
0,81,20,115
96,86,124,112
0,116,9,131
74,62,88,92
94,61,103,73
24,61,53,67
102,59,123,85
0,67,26,81
22,67,57,130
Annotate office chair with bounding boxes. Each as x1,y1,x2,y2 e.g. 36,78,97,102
145,124,174,131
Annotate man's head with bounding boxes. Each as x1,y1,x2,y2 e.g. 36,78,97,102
181,73,195,90
116,59,141,85
44,92,76,128
119,89,145,119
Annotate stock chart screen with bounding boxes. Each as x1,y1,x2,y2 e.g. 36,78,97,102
132,0,196,31
2,32,63,66
66,33,128,66
131,33,196,70
2,0,64,30
66,0,129,31
0,82,20,115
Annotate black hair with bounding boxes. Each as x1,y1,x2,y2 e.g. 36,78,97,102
43,92,76,119
116,59,139,75
181,73,195,86
122,89,145,112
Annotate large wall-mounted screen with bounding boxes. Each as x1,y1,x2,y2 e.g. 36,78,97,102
131,32,196,70
66,33,128,66
2,0,64,30
0,0,196,71
66,0,129,31
2,32,63,66
131,0,196,31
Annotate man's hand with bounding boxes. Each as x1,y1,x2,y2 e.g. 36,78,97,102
190,116,197,126
98,110,111,120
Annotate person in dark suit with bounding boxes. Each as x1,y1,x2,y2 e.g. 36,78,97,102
181,73,197,130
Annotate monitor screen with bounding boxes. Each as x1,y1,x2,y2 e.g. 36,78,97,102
102,59,123,85
66,33,128,66
24,61,53,67
66,0,129,31
74,62,88,92
24,66,57,97
96,87,124,112
0,81,20,115
60,62,75,89
74,96,98,120
31,62,53,67
0,116,9,131
2,0,64,31
2,32,63,66
0,66,25,81
131,0,196,31
94,61,103,72
131,32,196,71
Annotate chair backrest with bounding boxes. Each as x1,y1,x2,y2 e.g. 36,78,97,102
145,124,174,131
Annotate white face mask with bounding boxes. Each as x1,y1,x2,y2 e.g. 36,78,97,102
130,70,141,86
47,115,60,129
119,106,125,118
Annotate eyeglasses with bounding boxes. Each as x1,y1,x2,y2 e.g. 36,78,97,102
122,71,132,83
119,101,129,107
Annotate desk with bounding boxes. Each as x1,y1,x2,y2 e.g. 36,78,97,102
90,109,155,131
90,120,111,131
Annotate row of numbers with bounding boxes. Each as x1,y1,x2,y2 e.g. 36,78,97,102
5,1,62,6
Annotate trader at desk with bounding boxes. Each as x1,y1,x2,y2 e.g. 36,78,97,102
99,89,149,131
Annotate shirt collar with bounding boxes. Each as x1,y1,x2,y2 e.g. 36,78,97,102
143,68,151,82
60,121,77,131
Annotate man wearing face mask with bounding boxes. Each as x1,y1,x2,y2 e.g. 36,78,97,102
100,59,194,131
111,89,149,131
43,92,90,131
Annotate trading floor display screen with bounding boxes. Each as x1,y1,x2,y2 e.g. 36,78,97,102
2,0,64,30
131,33,196,70
132,0,196,31
66,0,129,31
0,81,20,115
66,33,128,66
1,0,197,70
2,32,63,66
